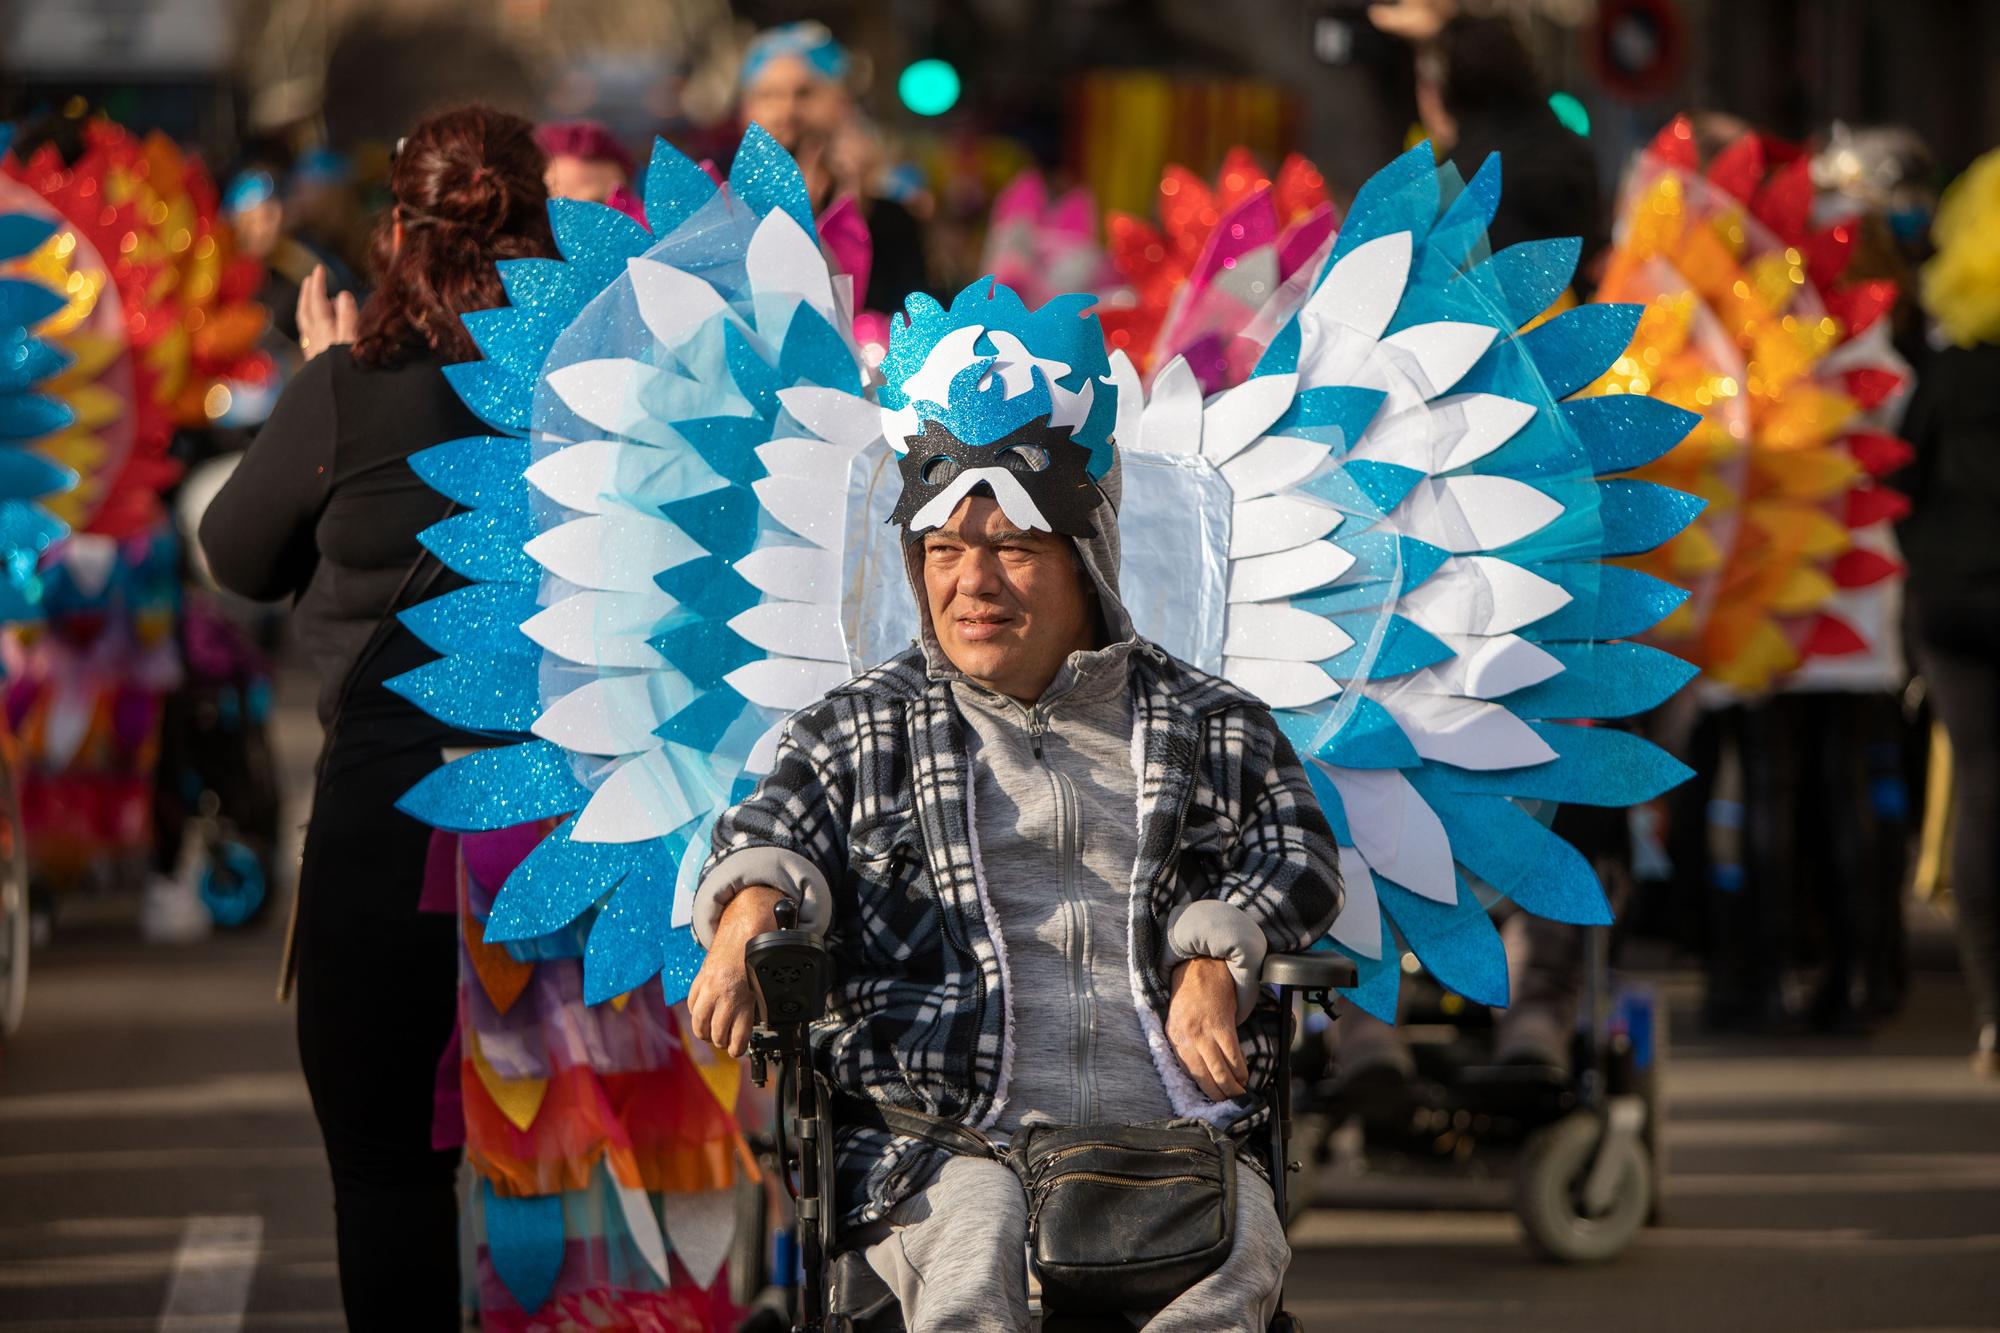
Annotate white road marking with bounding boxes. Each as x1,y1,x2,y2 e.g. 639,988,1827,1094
157,1215,261,1332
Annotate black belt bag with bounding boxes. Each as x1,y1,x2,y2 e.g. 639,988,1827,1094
1011,1118,1237,1312
842,1097,1237,1314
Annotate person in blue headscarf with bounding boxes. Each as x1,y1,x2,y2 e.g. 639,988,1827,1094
735,20,933,312
738,20,854,161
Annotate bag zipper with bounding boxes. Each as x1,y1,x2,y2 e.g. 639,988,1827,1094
1030,1141,1209,1172
1034,1171,1212,1197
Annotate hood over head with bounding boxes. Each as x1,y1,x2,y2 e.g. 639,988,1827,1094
902,457,1135,681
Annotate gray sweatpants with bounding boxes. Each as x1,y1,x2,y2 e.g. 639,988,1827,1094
863,1154,1290,1333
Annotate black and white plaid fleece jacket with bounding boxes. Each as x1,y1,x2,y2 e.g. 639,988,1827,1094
703,642,1342,1226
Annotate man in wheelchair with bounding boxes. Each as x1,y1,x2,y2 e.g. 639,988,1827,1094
687,438,1343,1332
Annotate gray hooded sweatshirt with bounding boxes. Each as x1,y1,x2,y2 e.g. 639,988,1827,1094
695,466,1270,1130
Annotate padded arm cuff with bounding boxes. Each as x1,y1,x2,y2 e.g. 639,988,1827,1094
1161,899,1269,1024
692,847,833,947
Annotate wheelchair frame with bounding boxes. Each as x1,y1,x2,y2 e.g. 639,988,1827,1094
743,897,1357,1333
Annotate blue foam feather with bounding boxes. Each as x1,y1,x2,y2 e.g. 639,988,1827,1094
724,321,780,420
418,507,538,583
0,214,56,263
483,1182,566,1315
549,197,653,291
0,443,73,497
1504,642,1700,719
1269,385,1385,447
672,417,772,488
1523,564,1690,642
498,257,591,313
1418,783,1611,925
583,828,695,1003
1325,613,1454,679
487,816,648,942
385,656,540,732
728,124,819,243
1445,723,1694,806
779,303,863,397
0,333,71,395
654,686,754,750
1316,695,1421,768
1343,460,1424,513
1376,874,1510,1007
1596,479,1707,554
443,361,534,434
1516,303,1643,399
1327,142,1439,266
1422,153,1504,277
651,618,762,690
657,924,709,1008
0,279,66,332
1562,394,1700,475
0,393,73,441
655,555,761,618
644,138,721,239
1331,918,1402,1022
410,436,534,511
661,484,760,560
399,582,541,658
463,307,563,387
1464,237,1583,329
397,741,590,833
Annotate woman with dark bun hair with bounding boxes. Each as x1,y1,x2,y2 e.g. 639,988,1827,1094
199,105,554,1327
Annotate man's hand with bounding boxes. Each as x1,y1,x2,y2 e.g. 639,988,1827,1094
1167,957,1248,1101
686,886,785,1058
296,264,358,360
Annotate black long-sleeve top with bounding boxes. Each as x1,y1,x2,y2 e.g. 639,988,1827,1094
1895,340,2000,622
200,346,480,744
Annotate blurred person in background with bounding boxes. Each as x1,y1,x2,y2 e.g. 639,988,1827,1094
224,161,354,350
1897,144,2000,1076
284,147,368,298
198,106,556,1324
736,19,931,311
536,118,645,222
1372,0,1606,283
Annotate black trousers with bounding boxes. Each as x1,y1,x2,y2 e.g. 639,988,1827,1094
1916,594,2000,1032
295,718,461,1329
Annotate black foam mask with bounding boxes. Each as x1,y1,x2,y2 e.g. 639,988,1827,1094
890,415,1102,537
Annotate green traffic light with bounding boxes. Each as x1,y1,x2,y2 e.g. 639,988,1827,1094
1548,91,1591,137
899,59,961,117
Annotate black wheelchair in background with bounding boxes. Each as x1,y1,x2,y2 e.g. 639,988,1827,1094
738,898,1357,1333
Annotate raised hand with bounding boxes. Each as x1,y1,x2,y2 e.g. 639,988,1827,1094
296,263,358,360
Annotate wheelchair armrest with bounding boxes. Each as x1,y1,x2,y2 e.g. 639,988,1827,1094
1261,951,1357,992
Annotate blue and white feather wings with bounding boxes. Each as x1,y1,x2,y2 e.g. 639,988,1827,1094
1103,144,1703,1016
396,134,1702,1018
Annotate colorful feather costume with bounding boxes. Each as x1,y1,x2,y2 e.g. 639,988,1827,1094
1586,116,1910,694
1099,147,1336,395
388,131,1699,1323
0,120,268,889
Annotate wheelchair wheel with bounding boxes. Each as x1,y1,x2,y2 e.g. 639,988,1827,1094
1516,1110,1651,1264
